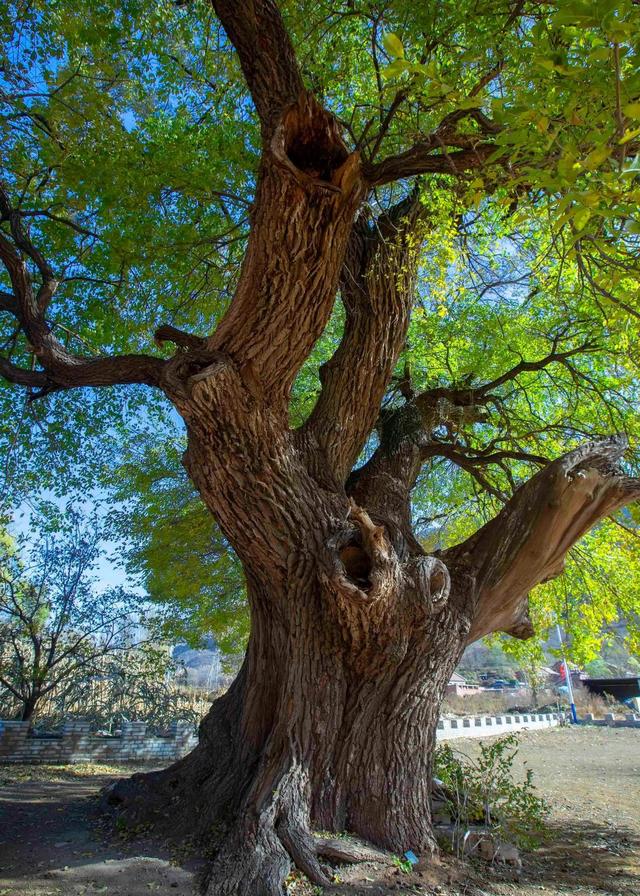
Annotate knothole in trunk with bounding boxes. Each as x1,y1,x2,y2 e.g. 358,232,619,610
273,92,351,189
339,541,373,591
285,129,348,183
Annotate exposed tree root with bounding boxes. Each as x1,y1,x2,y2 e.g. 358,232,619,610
315,834,395,865
203,789,332,895
203,823,294,896
278,818,330,885
206,830,397,894
101,674,250,843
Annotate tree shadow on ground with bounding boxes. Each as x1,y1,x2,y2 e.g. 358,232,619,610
502,817,640,895
323,819,640,896
3,771,639,896
0,773,199,895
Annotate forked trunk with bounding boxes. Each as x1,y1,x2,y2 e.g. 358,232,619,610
106,432,640,895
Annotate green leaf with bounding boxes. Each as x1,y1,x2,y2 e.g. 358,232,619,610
583,146,611,170
456,96,484,110
572,207,592,230
382,59,408,79
382,32,404,59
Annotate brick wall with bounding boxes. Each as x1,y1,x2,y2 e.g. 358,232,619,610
0,719,197,764
2,709,638,764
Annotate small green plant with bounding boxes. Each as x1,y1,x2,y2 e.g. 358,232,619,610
391,854,413,873
434,733,549,855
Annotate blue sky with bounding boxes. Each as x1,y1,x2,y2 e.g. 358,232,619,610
10,490,135,594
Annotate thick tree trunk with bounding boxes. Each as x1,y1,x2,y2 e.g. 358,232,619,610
20,697,37,722
108,407,471,894
106,434,639,895
111,571,468,896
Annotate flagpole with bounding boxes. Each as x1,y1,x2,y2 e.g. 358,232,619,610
556,623,578,723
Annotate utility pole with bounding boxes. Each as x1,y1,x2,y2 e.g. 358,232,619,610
556,623,578,723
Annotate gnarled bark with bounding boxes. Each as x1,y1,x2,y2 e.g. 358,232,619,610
109,466,470,896
4,3,640,894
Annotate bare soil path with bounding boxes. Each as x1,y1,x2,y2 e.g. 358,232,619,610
0,763,197,895
0,726,638,895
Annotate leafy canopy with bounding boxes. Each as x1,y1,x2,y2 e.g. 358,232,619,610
1,0,640,661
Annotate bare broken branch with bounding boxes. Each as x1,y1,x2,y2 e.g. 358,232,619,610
445,436,640,642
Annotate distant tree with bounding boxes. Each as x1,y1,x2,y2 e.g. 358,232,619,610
0,517,142,722
594,639,640,677
584,657,610,678
501,640,549,705
34,642,206,733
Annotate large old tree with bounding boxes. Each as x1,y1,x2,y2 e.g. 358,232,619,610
2,0,640,893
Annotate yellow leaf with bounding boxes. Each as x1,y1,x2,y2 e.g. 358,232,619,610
619,127,640,145
583,146,611,170
382,32,404,59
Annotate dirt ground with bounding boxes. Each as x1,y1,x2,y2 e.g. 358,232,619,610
0,726,638,896
452,726,640,896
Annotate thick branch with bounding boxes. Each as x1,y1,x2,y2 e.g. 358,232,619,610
189,3,366,409
211,0,304,141
346,335,600,528
302,193,423,481
0,187,164,396
207,92,362,405
0,357,49,389
346,389,499,535
200,5,358,409
364,142,497,187
446,436,640,642
363,62,504,187
154,324,207,351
